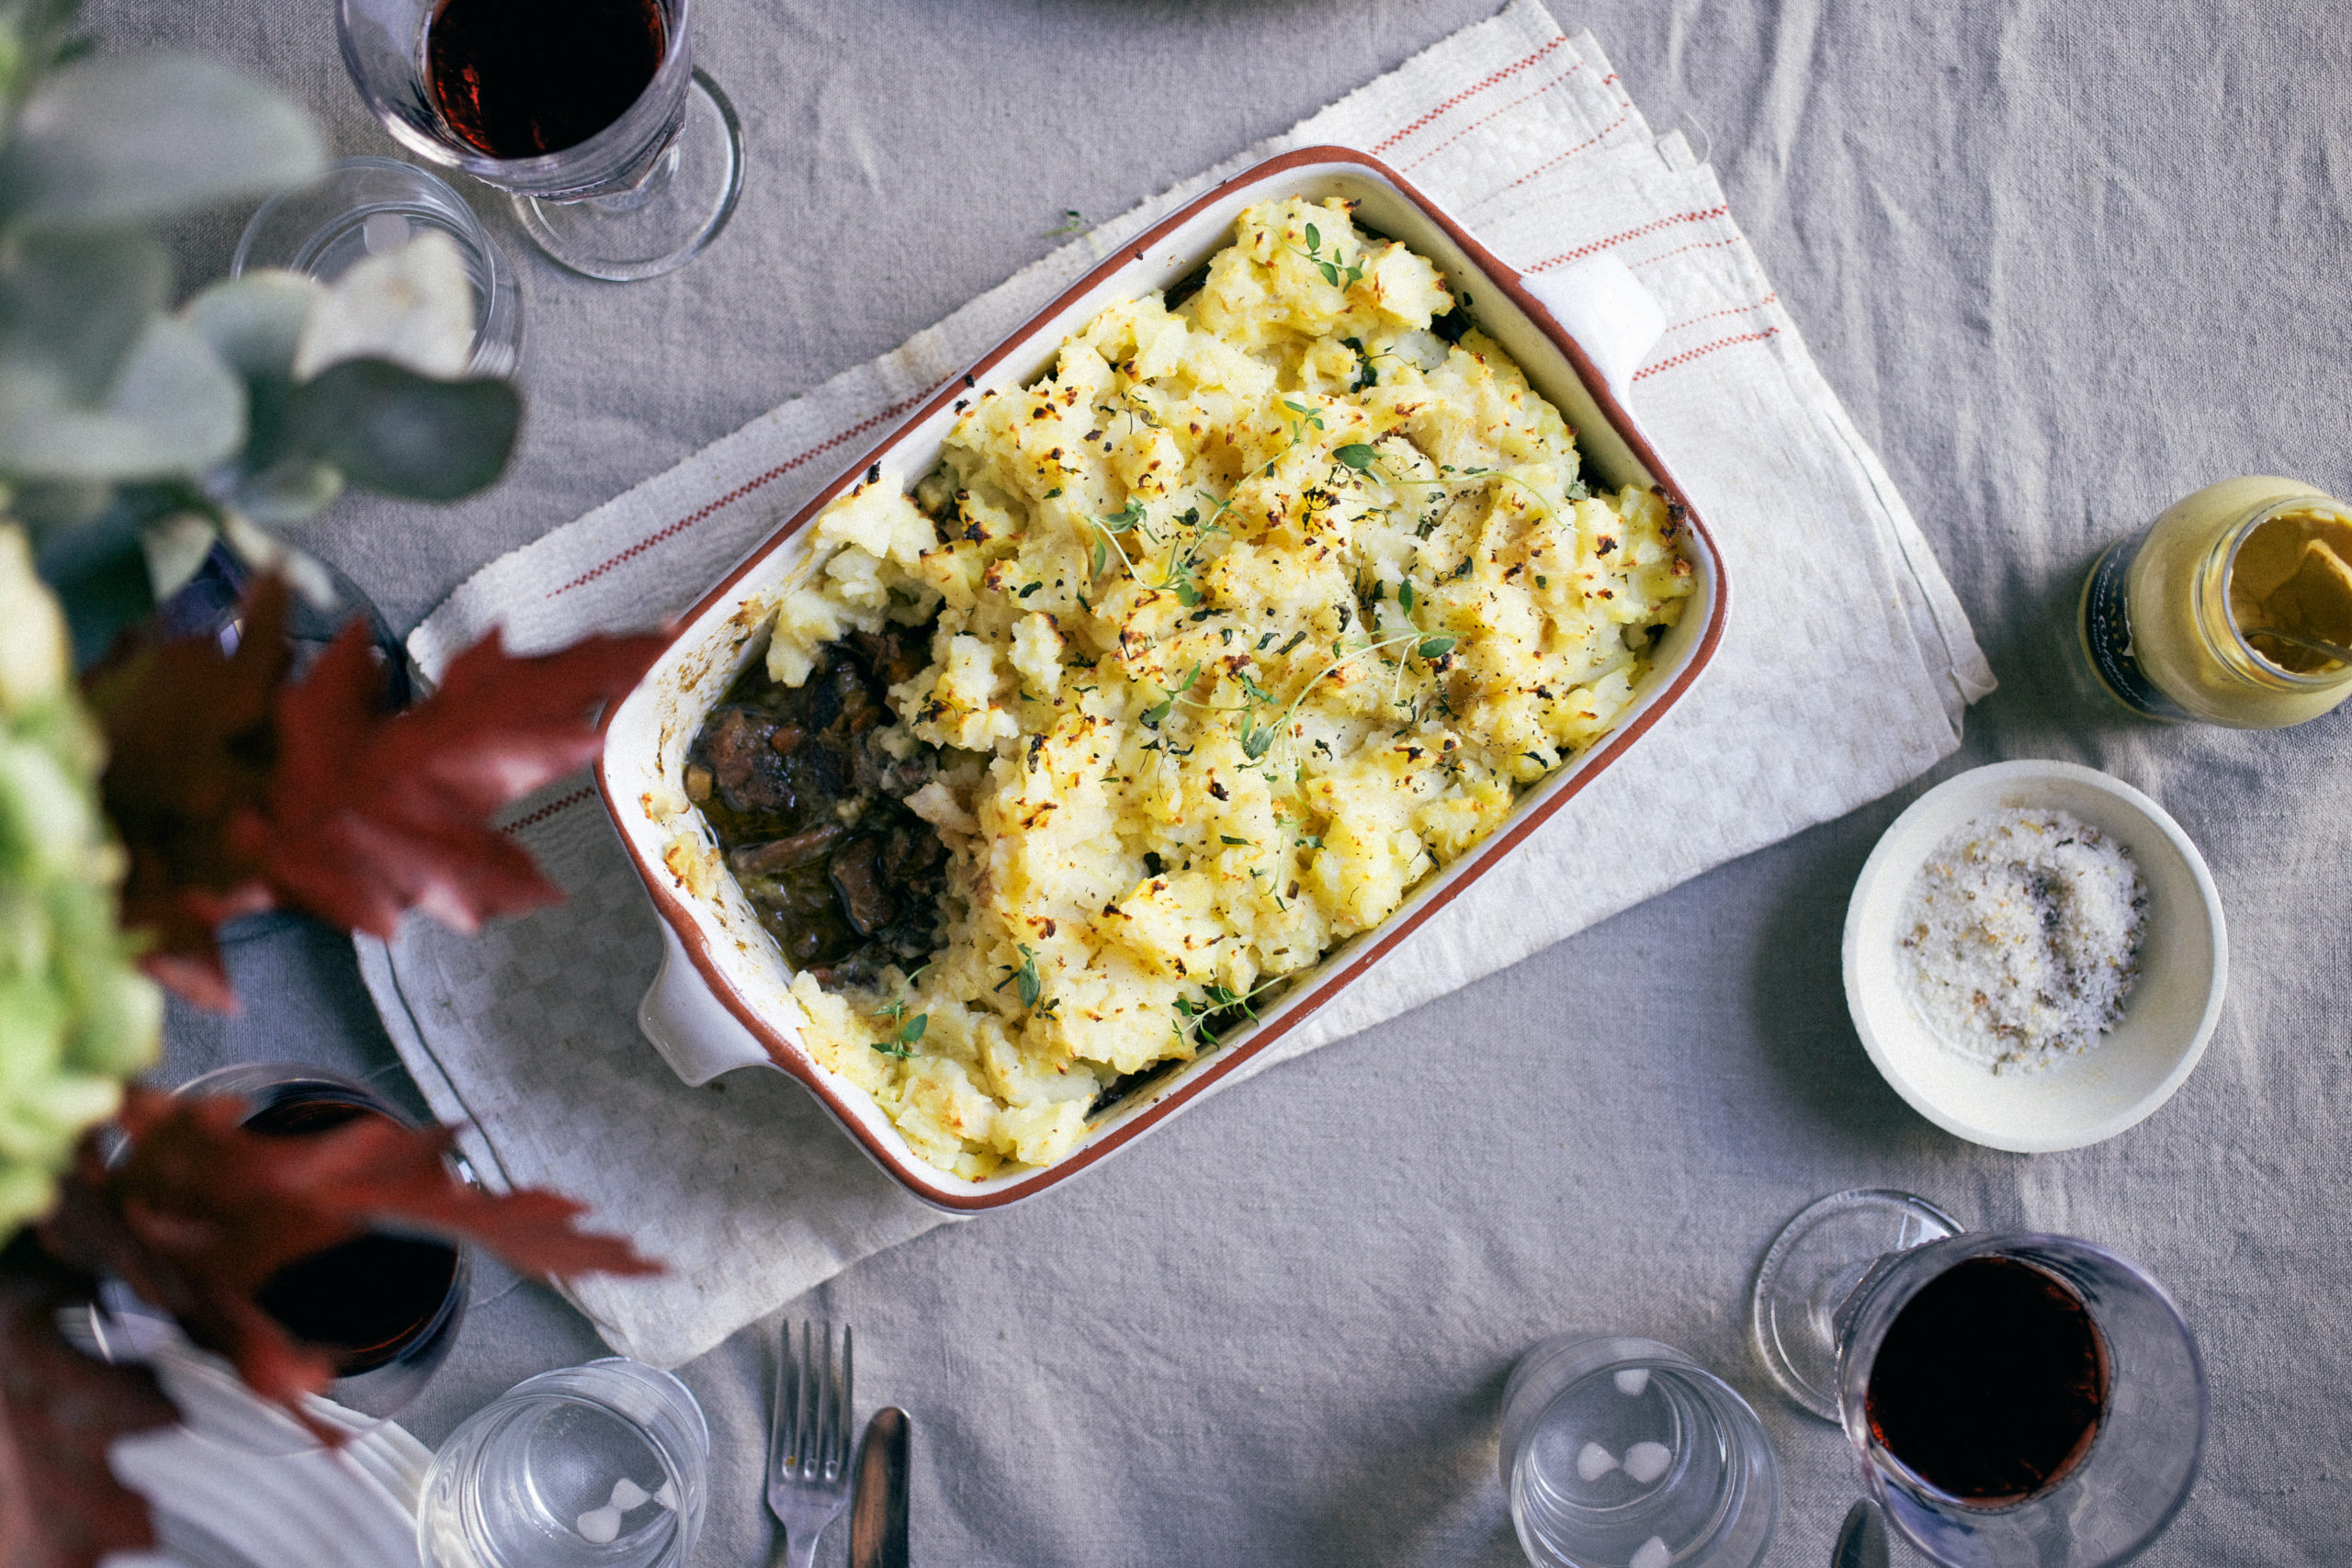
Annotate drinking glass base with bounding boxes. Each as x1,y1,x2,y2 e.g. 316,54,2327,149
514,70,742,282
1749,1189,1960,1421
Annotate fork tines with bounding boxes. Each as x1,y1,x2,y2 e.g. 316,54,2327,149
775,1319,854,1482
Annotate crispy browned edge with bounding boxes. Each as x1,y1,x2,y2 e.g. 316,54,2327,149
594,145,1732,1212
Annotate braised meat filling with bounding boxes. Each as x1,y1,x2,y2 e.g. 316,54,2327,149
684,623,946,989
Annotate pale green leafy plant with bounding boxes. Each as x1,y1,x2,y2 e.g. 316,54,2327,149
0,521,157,1235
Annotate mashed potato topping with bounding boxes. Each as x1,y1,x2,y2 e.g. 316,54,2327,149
695,198,1693,1178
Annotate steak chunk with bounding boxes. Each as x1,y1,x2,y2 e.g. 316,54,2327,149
828,837,898,937
729,822,850,876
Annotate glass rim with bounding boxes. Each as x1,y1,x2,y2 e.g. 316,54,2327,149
230,153,497,280
174,1060,428,1129
335,0,696,187
2206,493,2352,685
1500,1333,1780,1568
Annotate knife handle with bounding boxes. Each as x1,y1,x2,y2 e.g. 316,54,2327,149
848,1406,910,1568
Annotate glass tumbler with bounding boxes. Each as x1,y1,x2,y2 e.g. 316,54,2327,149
1498,1334,1781,1568
233,155,521,377
419,1359,710,1568
336,0,742,282
1834,1232,2205,1568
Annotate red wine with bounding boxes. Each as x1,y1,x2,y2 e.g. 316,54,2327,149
1865,1256,2109,1503
245,1093,461,1377
426,0,667,160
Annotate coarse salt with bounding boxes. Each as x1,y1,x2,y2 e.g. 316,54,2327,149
1897,807,2146,1072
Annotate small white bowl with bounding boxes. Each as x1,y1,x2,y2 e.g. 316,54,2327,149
1843,760,2228,1152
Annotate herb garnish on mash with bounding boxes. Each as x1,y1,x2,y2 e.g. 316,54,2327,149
679,197,1693,1178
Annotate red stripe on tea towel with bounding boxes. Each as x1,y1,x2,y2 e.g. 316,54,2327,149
1367,35,1571,155
1402,62,1585,172
1504,112,1631,188
1661,296,1778,334
1629,234,1749,271
1524,207,1729,273
503,786,598,835
547,384,945,601
1631,327,1781,382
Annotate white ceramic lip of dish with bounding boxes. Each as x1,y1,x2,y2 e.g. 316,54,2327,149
597,146,1728,1210
1843,760,2228,1154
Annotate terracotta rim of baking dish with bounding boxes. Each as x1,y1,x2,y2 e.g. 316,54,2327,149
595,144,1732,1211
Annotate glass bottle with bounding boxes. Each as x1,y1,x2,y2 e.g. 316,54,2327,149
2079,476,2352,728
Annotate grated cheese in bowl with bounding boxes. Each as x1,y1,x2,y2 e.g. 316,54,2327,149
1896,807,2148,1073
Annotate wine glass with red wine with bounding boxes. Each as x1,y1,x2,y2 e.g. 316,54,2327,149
1757,1193,2205,1568
86,1065,472,1452
1838,1231,2205,1567
336,0,742,282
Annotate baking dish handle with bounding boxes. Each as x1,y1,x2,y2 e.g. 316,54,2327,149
1517,253,1666,406
639,922,774,1086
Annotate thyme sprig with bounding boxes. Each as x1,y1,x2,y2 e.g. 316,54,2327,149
1293,221,1366,291
1090,498,1148,580
871,967,931,1059
993,942,1045,1010
1170,973,1292,1048
1238,628,1438,766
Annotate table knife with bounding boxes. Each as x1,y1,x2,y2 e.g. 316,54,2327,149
847,1405,910,1568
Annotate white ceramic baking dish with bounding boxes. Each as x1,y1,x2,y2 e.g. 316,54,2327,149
595,146,1729,1211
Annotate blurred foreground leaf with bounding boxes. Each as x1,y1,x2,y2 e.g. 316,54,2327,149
180,270,321,383
39,1089,659,1438
94,579,663,1001
0,1235,175,1568
28,492,153,667
0,52,323,228
0,229,168,404
0,316,243,482
243,613,662,935
286,358,520,502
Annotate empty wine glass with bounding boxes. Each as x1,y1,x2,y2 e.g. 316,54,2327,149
336,0,742,282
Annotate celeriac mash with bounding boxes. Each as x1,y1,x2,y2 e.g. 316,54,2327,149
676,197,1693,1178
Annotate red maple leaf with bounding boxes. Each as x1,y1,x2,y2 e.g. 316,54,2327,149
0,1237,176,1568
38,1089,660,1437
96,581,665,1005
93,582,295,1010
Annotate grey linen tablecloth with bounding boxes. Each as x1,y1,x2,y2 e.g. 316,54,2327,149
114,0,2352,1564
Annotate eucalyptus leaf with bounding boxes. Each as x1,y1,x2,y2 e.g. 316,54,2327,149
232,454,344,525
216,505,334,608
27,493,152,666
0,52,324,228
286,359,518,502
0,228,169,403
181,270,322,381
139,510,218,601
6,479,111,530
0,316,243,481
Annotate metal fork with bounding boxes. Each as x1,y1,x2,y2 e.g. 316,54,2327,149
766,1320,854,1568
